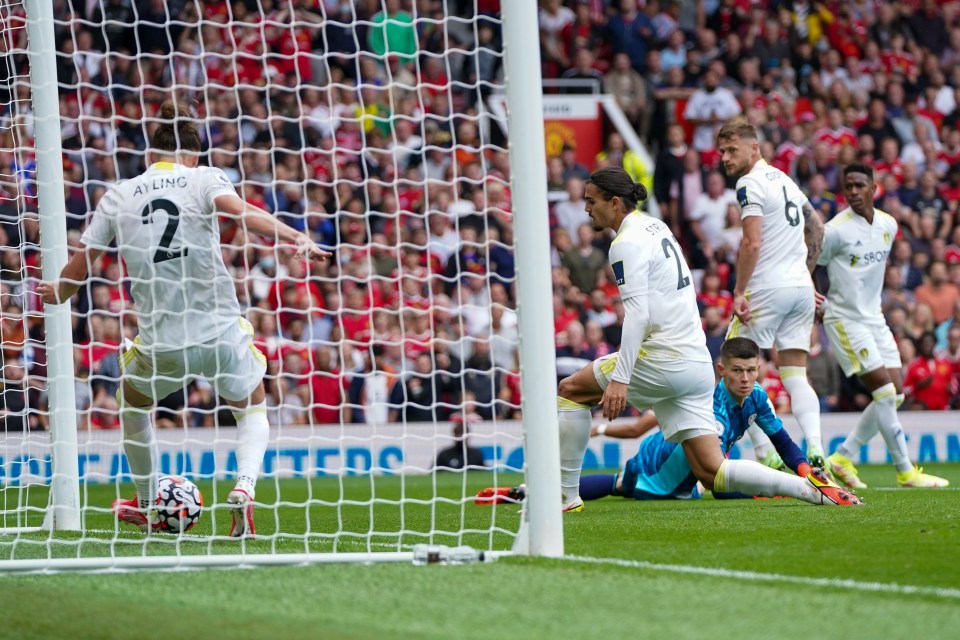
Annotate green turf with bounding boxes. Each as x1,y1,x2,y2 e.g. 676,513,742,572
2,464,959,640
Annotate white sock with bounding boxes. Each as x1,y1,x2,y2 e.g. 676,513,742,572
121,404,157,510
558,400,592,504
871,384,913,472
232,402,269,496
837,402,879,459
715,459,823,505
746,424,775,459
780,367,822,450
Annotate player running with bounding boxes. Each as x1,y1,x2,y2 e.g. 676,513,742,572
717,118,827,468
38,101,330,536
818,164,948,489
555,167,860,512
580,338,814,502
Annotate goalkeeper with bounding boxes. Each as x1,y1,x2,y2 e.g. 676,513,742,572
582,338,813,501
38,100,329,536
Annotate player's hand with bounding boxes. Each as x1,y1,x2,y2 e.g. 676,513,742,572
601,380,628,421
36,282,61,305
732,292,751,325
294,235,331,261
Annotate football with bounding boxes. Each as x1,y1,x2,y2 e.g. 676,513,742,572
156,475,203,533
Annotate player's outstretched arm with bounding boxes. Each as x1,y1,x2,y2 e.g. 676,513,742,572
802,202,824,273
591,410,659,438
214,194,331,261
37,246,104,305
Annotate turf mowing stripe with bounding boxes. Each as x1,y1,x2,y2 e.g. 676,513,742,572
567,555,960,600
865,487,960,491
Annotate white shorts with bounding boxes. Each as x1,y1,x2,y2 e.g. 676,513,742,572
121,317,267,402
725,285,815,351
593,354,720,444
823,318,901,378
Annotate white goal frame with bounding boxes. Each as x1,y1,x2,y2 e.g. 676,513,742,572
1,0,561,571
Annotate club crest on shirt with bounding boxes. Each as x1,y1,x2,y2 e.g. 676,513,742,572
612,260,625,286
859,347,869,358
737,186,749,208
883,231,891,244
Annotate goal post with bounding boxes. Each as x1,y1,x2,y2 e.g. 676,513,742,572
501,0,563,558
0,0,562,571
25,0,81,532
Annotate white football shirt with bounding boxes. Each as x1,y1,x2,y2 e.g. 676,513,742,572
735,159,811,291
81,162,241,350
816,207,896,322
609,213,712,363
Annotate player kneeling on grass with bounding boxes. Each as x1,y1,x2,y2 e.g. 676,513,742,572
556,168,861,514
581,338,817,502
38,100,330,537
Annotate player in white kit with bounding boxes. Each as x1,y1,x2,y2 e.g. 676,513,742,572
716,118,828,468
555,167,861,512
819,164,948,489
38,101,330,536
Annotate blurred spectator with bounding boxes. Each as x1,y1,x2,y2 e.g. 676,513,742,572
344,345,398,425
915,261,960,324
561,223,605,294
904,332,957,410
553,177,589,242
683,67,741,156
434,412,485,471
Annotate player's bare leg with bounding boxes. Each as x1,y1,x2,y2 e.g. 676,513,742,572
224,382,269,537
829,367,948,489
778,348,824,467
681,434,862,506
113,379,161,531
557,363,604,512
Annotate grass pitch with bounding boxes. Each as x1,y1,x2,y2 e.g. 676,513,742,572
3,464,959,640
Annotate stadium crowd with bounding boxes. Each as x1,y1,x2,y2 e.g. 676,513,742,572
3,0,960,432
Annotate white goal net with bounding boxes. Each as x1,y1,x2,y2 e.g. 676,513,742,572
0,0,559,571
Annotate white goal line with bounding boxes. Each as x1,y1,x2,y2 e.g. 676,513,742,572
566,555,960,600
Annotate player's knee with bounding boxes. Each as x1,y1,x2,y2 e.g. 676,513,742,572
557,376,578,401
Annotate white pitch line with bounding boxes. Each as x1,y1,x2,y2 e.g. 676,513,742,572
567,555,960,600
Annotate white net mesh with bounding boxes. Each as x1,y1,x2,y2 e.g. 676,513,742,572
1,0,531,567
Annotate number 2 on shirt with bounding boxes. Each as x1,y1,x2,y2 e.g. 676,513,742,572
141,198,188,263
661,237,690,290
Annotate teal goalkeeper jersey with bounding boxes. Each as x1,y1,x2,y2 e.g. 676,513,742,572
620,382,806,499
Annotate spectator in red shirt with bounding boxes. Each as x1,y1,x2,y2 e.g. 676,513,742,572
307,348,344,425
903,332,958,410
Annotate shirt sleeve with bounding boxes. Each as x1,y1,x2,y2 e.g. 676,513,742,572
79,189,118,250
816,224,840,266
735,177,764,219
609,239,648,301
202,167,238,205
611,294,649,385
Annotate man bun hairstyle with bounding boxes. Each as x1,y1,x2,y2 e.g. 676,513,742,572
587,166,647,212
720,337,760,362
151,100,202,153
716,116,758,143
